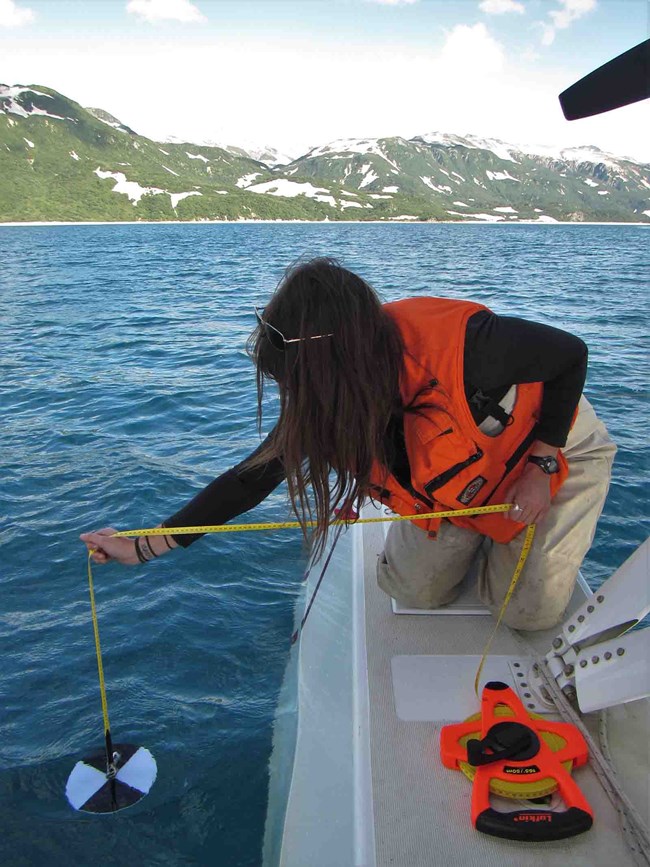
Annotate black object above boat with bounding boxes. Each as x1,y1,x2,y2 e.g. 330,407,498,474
559,38,650,120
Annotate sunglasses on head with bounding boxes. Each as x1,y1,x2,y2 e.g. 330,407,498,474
254,306,334,351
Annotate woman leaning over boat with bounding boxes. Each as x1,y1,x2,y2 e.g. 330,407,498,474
80,257,616,631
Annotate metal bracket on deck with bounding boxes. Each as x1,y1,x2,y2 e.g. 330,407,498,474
544,538,649,713
507,659,552,714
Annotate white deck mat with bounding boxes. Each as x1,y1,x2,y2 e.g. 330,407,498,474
362,511,640,866
391,655,540,721
390,584,490,615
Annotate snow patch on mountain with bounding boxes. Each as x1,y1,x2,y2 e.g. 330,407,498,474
94,167,202,212
447,211,505,222
245,179,337,207
186,152,209,163
0,88,67,121
417,132,518,163
97,118,124,131
307,138,400,171
84,108,140,135
1,84,52,101
94,168,165,204
516,143,627,168
421,177,452,194
307,138,375,158
170,191,202,209
236,172,263,188
0,85,53,119
417,132,474,149
464,136,518,163
31,106,70,121
486,170,519,182
359,169,378,190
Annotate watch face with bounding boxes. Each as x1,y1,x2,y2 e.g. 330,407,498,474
530,455,559,473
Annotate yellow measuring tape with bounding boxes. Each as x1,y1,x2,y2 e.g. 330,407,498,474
108,502,513,537
87,551,111,737
473,522,536,696
86,502,533,726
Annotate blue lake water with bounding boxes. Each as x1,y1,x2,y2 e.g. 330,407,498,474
1,222,648,866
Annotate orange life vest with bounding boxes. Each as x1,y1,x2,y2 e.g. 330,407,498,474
368,297,569,543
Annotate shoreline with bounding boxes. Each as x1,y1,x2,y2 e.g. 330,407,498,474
0,219,648,227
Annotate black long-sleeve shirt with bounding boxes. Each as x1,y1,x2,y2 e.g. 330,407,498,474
163,310,587,546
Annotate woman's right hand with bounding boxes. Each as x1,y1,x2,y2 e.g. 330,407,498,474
79,527,139,566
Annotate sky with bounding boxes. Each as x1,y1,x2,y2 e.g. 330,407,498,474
1,0,648,161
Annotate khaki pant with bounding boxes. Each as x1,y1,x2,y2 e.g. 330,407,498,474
376,397,616,631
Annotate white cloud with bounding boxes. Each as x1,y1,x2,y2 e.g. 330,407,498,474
126,0,206,23
0,0,35,27
364,0,419,5
439,22,505,74
479,0,525,13
537,0,597,46
2,17,648,164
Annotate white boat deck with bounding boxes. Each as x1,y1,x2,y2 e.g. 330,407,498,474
266,500,649,867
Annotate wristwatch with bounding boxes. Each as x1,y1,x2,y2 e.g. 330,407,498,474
527,455,560,474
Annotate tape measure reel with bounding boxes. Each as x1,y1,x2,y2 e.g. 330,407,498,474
456,705,573,800
440,682,593,841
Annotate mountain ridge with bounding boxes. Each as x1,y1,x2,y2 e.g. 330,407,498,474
1,83,649,224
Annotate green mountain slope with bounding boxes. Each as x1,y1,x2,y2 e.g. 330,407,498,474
285,135,650,222
1,84,649,223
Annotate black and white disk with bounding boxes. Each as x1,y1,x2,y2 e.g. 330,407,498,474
66,743,157,813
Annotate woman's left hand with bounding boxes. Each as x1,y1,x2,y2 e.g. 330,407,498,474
504,465,552,525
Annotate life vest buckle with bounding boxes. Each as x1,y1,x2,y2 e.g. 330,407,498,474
468,387,513,428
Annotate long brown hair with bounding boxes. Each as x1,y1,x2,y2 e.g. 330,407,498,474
243,256,405,559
